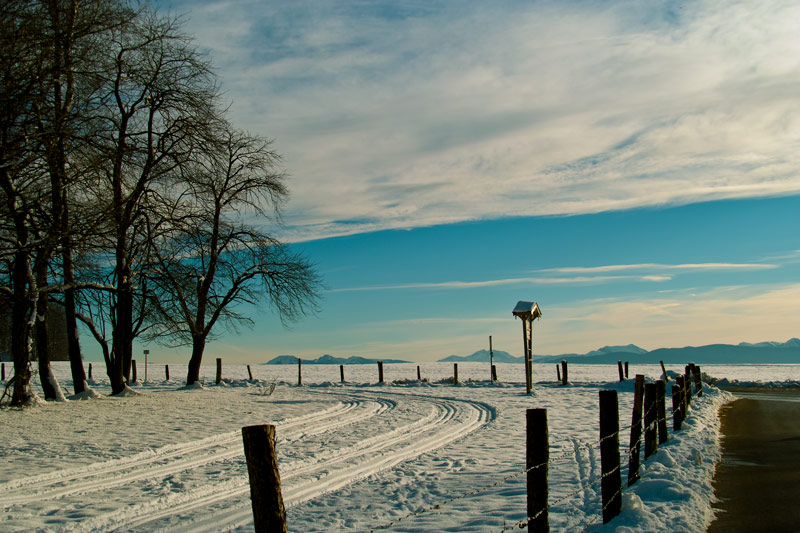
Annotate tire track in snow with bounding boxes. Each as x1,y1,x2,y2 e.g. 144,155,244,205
0,398,394,508
90,391,494,533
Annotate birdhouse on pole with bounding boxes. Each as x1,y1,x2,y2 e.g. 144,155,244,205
513,301,542,395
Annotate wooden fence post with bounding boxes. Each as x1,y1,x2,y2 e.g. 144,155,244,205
453,363,458,385
216,358,222,384
131,360,137,383
692,364,703,397
624,361,629,379
684,365,693,406
660,360,669,381
165,364,170,381
599,390,622,523
561,360,568,386
644,382,658,459
628,374,645,486
527,408,549,532
656,380,668,445
88,362,92,380
297,358,302,386
556,364,561,382
491,364,497,382
672,383,683,431
340,364,345,383
247,365,254,380
378,361,384,383
617,361,625,381
241,424,287,533
417,365,421,381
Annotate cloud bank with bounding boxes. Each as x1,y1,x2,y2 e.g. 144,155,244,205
166,0,800,240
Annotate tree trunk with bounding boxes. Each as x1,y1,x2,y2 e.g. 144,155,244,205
35,288,58,401
10,249,34,406
186,336,206,385
63,247,87,394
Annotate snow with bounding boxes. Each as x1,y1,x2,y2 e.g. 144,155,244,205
3,360,792,532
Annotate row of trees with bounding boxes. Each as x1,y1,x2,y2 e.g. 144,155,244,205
1,1,320,406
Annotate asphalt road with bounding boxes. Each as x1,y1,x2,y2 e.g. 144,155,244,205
708,388,800,532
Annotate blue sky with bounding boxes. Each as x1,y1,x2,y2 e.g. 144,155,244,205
127,0,800,363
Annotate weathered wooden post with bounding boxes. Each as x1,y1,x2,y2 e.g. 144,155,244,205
599,390,622,523
340,364,345,383
165,364,170,381
88,362,92,380
556,364,561,382
561,360,568,386
672,383,683,431
628,374,645,486
684,365,693,406
492,364,498,381
660,360,669,381
1,362,4,381
513,301,542,395
131,359,137,383
527,408,549,532
378,361,384,383
656,380,668,445
297,358,302,386
617,360,625,381
644,382,658,459
216,358,222,384
624,361,629,379
417,365,421,381
144,349,149,382
453,363,458,385
241,424,287,533
692,364,703,397
247,365,254,380
489,335,494,382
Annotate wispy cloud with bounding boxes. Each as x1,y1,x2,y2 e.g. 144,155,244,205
539,262,778,274
166,0,800,240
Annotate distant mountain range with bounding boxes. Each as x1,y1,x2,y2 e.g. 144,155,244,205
439,339,800,365
265,354,409,365
264,339,800,365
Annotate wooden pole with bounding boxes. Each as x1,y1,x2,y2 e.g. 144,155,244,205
522,318,531,395
88,362,92,380
660,360,669,381
491,364,498,381
656,380,668,445
241,424,287,533
340,364,345,383
644,382,658,459
417,365,421,381
453,363,458,385
216,358,222,385
672,383,683,431
628,374,645,487
131,359,137,383
684,365,693,406
561,360,568,386
624,361,629,379
297,358,302,386
489,335,494,382
1,362,4,381
617,360,625,381
599,390,622,523
247,365,254,380
378,361,384,383
556,364,561,383
692,364,703,397
526,408,549,533
165,364,170,381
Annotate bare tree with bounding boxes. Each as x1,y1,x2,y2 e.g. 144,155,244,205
146,125,320,385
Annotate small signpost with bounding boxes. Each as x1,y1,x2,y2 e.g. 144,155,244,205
513,301,543,395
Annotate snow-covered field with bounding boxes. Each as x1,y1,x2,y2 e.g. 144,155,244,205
2,361,793,532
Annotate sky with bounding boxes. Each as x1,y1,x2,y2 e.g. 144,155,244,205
123,0,800,364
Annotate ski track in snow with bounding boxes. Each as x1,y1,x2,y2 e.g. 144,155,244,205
3,390,493,532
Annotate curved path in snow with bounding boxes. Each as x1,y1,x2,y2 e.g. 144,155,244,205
53,390,494,532
0,398,393,507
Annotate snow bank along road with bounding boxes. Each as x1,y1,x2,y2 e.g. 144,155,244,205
0,389,494,532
